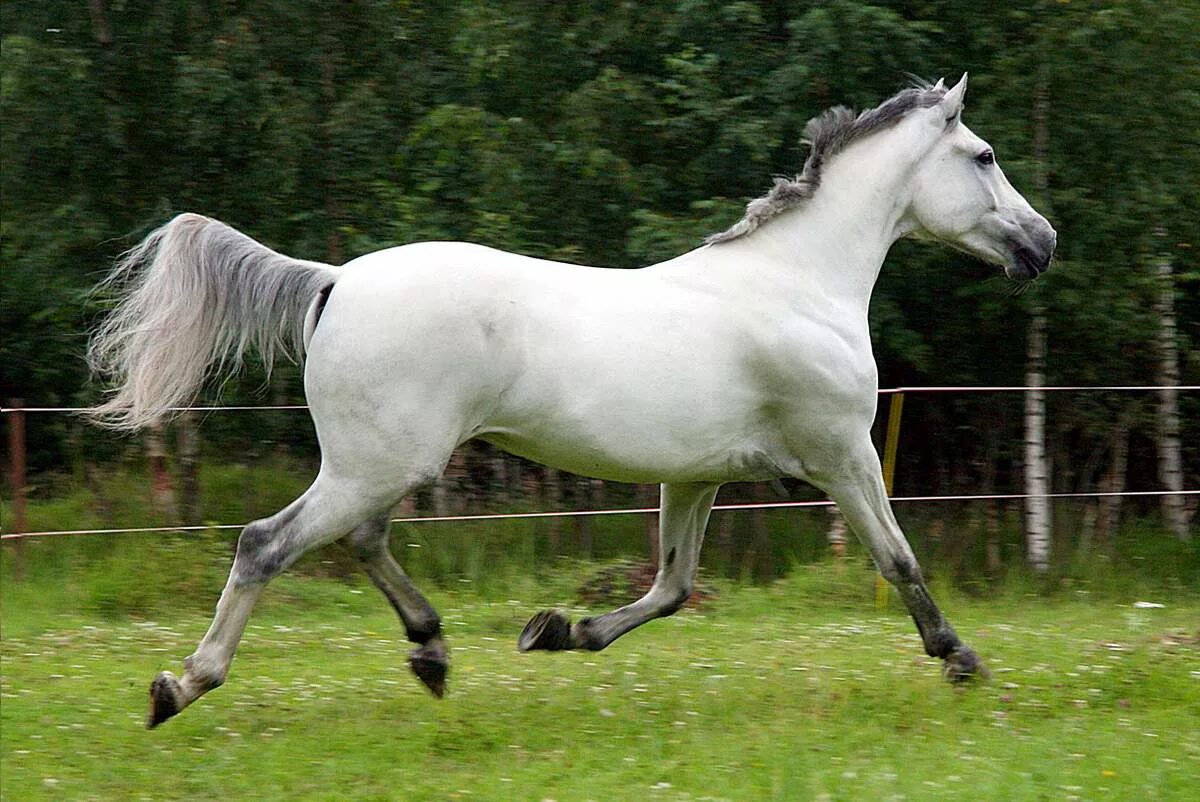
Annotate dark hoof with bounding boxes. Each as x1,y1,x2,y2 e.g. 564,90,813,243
147,671,183,729
409,642,448,699
943,646,988,683
518,610,573,652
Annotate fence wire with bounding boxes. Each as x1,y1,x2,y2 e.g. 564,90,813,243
2,385,1195,541
3,489,1196,541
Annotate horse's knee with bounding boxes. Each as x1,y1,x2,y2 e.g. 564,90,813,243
346,534,386,563
346,514,391,562
880,555,923,587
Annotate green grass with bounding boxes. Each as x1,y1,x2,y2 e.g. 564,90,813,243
4,462,1198,798
6,459,1198,617
3,565,1198,801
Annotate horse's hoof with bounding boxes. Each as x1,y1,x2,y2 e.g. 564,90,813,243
943,646,988,683
147,671,184,729
518,609,573,651
409,641,448,699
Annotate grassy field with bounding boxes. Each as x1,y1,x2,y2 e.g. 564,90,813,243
2,563,1198,801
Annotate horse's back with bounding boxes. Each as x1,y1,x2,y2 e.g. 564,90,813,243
300,239,865,484
300,242,757,480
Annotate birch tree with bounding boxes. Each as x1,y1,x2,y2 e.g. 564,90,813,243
1023,71,1052,573
1154,229,1190,540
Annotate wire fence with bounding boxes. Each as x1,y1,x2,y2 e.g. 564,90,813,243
2,489,1198,541
2,385,1196,541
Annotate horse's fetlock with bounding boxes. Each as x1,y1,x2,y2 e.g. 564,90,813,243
925,628,961,660
183,655,226,691
405,617,442,646
572,621,607,651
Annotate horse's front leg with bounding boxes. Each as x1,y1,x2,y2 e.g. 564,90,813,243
819,439,986,681
519,482,719,652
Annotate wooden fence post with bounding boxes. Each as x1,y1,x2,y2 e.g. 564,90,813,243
6,399,28,579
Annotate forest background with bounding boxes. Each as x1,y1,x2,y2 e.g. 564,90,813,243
1,0,1197,583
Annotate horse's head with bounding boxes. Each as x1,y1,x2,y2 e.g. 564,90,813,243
904,75,1057,281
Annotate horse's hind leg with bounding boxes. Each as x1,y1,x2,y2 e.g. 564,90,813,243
520,482,719,652
147,473,391,728
346,514,447,697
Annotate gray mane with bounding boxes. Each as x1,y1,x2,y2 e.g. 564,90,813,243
705,82,947,245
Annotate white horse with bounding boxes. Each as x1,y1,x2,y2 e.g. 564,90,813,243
87,75,1055,728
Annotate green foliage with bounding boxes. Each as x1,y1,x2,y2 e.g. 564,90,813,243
1,1,1196,500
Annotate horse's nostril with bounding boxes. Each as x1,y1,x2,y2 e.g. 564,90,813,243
1040,227,1056,270
1016,248,1034,271
1035,242,1054,272
1014,246,1048,276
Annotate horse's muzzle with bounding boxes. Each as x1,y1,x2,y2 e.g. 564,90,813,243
1014,245,1049,277
1007,221,1056,280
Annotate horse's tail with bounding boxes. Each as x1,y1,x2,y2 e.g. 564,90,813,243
86,213,340,431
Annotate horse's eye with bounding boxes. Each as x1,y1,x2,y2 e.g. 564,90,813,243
976,150,995,166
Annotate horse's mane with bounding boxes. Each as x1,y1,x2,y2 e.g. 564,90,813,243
705,81,948,245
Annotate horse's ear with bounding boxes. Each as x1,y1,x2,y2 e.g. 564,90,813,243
938,73,967,128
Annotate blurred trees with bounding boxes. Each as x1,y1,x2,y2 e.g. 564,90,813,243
2,1,1196,555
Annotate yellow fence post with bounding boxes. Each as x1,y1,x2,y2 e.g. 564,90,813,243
876,392,905,611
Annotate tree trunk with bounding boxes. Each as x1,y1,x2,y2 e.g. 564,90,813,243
490,450,510,505
507,456,526,501
436,450,468,516
6,401,27,578
543,468,563,555
639,483,660,564
1098,422,1129,544
88,0,113,46
572,476,594,560
320,51,344,264
177,411,201,523
741,485,770,580
716,510,734,575
1024,75,1053,573
1153,228,1190,540
979,423,1003,575
146,423,177,520
1024,306,1052,572
984,500,1003,576
826,508,847,560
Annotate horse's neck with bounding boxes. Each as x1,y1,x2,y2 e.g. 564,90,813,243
718,134,917,308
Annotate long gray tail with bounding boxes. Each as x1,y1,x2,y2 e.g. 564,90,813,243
86,213,339,430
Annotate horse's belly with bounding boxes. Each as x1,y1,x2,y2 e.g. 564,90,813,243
478,418,789,485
